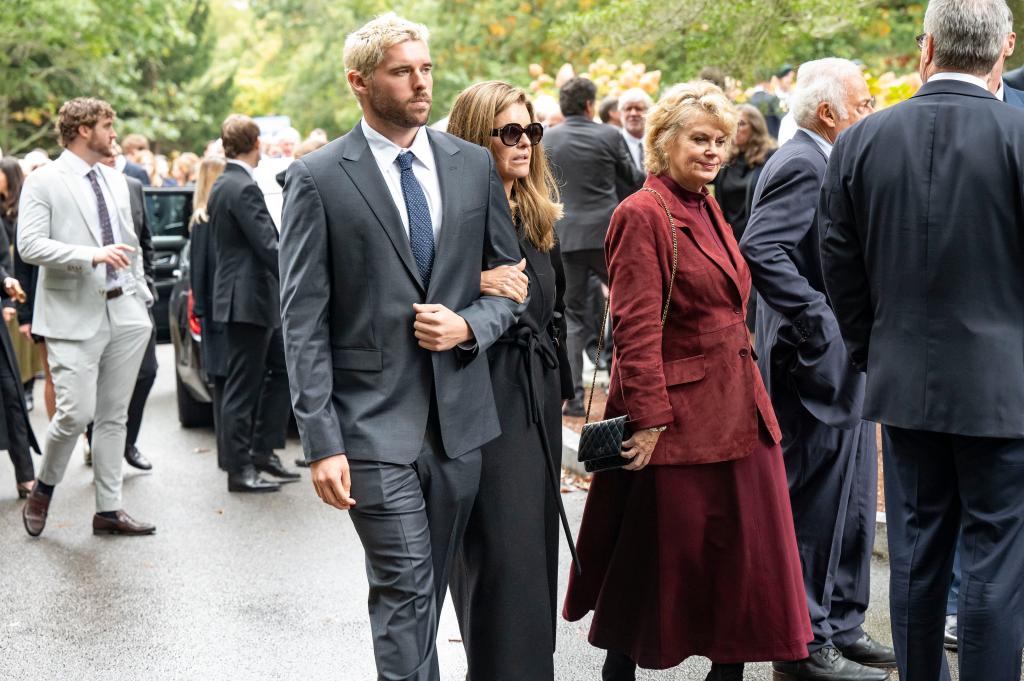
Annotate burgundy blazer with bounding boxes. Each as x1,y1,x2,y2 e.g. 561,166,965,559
604,173,781,466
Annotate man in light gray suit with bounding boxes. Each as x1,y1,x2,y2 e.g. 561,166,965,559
18,98,155,537
279,14,522,681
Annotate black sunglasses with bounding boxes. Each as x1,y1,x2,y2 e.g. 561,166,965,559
490,122,544,147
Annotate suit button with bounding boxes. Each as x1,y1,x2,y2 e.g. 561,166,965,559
733,307,742,315
739,348,749,358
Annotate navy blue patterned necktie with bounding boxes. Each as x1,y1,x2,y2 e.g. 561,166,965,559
86,169,117,285
395,151,434,286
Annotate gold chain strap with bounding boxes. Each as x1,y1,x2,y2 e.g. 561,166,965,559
584,188,679,425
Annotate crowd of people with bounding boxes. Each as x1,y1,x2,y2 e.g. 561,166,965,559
5,0,1024,680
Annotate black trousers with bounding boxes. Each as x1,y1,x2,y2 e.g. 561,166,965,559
221,322,274,474
883,425,1024,681
250,327,290,456
210,375,227,471
562,248,608,400
0,352,33,484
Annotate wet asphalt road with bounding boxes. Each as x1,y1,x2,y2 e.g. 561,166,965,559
1,344,960,680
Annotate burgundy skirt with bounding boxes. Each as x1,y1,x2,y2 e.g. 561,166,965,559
563,430,811,669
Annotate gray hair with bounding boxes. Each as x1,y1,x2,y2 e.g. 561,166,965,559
924,0,1008,75
789,58,863,128
617,87,653,111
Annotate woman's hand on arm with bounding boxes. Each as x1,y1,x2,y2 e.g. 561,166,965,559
621,428,664,471
480,258,528,303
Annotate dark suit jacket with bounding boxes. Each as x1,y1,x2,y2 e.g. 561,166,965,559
820,78,1024,438
209,163,280,328
280,125,522,464
123,161,150,186
189,217,229,378
544,116,644,252
1004,66,1024,91
741,130,863,428
1004,80,1024,108
125,176,155,299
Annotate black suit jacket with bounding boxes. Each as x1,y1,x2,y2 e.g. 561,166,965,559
123,161,150,186
125,176,155,299
280,125,522,464
820,78,1024,438
209,163,280,328
740,130,863,428
189,217,229,378
544,116,644,252
1003,65,1024,91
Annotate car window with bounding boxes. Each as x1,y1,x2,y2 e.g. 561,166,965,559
145,189,194,239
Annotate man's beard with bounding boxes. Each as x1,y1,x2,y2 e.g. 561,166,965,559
369,89,432,129
86,133,113,157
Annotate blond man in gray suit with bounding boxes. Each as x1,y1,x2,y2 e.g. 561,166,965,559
19,98,155,537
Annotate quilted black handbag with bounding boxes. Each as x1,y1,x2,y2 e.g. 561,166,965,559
577,187,679,473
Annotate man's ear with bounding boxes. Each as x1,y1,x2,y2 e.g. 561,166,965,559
1007,32,1017,59
347,69,368,98
817,101,837,130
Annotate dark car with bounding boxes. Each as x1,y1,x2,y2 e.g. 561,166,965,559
144,186,194,343
168,226,215,428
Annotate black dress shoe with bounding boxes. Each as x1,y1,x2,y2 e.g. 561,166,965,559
563,397,586,417
124,445,153,471
227,466,281,493
253,452,300,481
838,633,897,669
706,662,744,681
602,650,636,681
772,646,889,681
944,615,958,651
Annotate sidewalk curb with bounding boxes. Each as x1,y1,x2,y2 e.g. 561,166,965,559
562,425,890,559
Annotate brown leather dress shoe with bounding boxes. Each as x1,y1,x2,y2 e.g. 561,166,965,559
92,510,156,536
22,487,52,537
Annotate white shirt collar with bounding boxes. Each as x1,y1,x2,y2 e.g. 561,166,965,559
226,158,255,178
995,80,1005,102
60,149,101,177
797,127,834,158
621,128,643,144
928,71,990,94
360,118,435,172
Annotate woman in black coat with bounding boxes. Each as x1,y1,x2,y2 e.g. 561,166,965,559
188,156,229,469
446,81,574,681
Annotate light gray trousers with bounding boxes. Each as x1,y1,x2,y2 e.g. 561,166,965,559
37,294,152,512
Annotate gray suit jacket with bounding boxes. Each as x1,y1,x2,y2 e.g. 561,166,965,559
280,124,522,464
544,116,644,252
17,152,153,341
740,130,864,429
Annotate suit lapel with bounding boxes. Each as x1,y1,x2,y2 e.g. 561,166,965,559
56,158,103,247
426,129,463,299
337,125,425,293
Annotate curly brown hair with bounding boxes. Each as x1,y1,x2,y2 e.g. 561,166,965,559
55,98,116,148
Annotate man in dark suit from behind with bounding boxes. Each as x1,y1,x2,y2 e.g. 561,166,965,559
209,114,296,493
741,58,893,681
820,1,1024,679
544,77,644,415
118,134,151,186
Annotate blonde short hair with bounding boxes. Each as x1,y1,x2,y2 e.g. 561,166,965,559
643,81,738,176
343,13,430,85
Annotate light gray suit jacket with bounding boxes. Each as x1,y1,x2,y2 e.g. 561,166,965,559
280,124,522,464
17,152,153,341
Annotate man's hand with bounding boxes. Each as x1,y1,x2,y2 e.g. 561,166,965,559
311,453,356,510
92,244,135,270
621,429,663,471
3,277,26,304
480,258,528,303
412,303,473,351
18,323,32,341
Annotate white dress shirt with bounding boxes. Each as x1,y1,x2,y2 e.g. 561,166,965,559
621,128,644,170
928,71,990,94
60,150,127,290
226,158,256,179
361,119,443,240
797,127,834,158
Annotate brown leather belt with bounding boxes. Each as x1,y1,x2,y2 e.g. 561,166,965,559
106,287,123,300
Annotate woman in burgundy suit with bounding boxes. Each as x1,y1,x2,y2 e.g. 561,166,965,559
563,81,811,681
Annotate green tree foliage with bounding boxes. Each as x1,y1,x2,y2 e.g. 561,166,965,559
0,0,228,156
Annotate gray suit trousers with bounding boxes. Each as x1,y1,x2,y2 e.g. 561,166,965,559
348,423,481,681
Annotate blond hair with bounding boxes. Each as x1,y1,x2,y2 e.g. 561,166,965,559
447,81,562,252
344,13,429,89
644,81,738,176
190,156,226,228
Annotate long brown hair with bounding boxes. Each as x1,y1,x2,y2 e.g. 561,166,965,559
189,156,226,229
0,158,25,223
733,104,777,167
446,81,562,251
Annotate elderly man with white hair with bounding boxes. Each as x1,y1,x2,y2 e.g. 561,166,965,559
617,87,652,172
740,57,892,681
